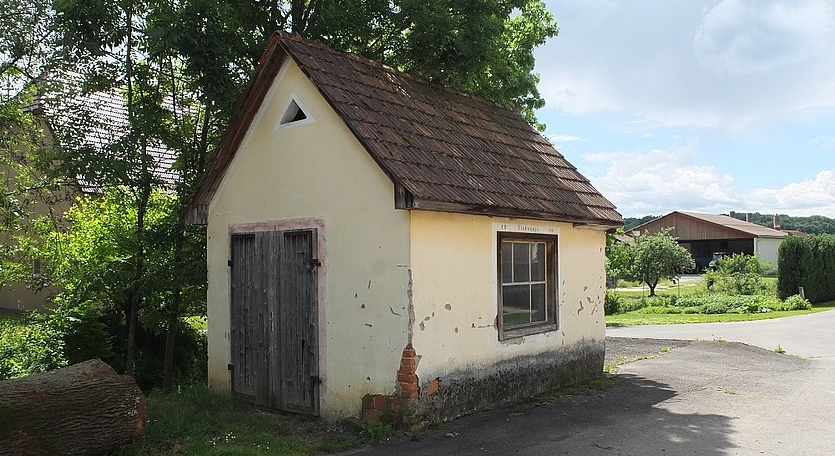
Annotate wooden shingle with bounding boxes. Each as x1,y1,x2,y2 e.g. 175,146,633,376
186,32,623,228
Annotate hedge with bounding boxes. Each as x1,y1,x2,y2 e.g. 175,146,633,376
777,235,835,303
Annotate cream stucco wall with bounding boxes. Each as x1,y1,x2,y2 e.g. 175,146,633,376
205,59,411,419
408,211,607,386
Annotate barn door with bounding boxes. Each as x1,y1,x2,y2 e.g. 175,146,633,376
230,229,319,414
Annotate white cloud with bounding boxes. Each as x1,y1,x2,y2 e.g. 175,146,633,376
748,170,835,216
547,134,582,148
584,145,738,216
807,135,835,150
694,0,835,75
537,0,835,129
584,146,835,217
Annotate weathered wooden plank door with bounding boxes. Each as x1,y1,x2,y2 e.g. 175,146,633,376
230,233,269,405
274,230,319,414
230,230,319,414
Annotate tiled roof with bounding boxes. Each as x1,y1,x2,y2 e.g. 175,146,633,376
57,90,180,191
186,32,622,228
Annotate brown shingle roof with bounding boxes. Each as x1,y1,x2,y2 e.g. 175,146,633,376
185,32,622,228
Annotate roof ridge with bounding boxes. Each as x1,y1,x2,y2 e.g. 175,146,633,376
276,31,522,117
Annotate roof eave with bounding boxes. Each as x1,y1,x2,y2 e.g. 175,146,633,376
406,196,623,230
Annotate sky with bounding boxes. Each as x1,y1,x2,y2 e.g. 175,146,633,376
533,0,835,218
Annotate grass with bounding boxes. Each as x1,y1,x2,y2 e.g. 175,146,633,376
606,301,835,326
113,385,361,456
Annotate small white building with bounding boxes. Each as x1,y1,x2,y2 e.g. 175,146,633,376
185,32,623,423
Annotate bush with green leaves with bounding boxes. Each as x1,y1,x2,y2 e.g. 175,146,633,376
774,294,812,311
703,253,769,295
31,188,207,389
638,306,682,314
604,291,622,315
0,315,67,380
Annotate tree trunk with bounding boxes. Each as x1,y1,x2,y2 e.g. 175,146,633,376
0,359,146,455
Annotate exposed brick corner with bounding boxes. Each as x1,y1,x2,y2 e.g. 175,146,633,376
397,343,420,399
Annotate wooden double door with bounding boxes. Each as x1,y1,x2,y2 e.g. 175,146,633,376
229,229,319,414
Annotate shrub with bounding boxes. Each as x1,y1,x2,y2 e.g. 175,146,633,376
700,301,730,314
604,291,622,315
682,306,702,314
618,296,647,313
778,234,835,303
751,295,781,312
775,294,812,311
0,316,67,380
704,253,769,295
23,304,207,389
642,295,672,307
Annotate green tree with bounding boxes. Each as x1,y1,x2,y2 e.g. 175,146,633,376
10,0,556,388
0,0,72,294
605,231,634,283
36,188,206,388
149,0,558,128
631,229,695,296
47,0,213,387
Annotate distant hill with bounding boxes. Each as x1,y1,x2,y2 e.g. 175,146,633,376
623,215,660,231
624,212,835,235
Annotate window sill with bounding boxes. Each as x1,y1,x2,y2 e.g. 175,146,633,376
500,323,558,341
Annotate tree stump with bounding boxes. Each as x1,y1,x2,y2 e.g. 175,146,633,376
0,359,146,455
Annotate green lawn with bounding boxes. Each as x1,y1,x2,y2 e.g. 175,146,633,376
113,385,365,456
607,301,835,326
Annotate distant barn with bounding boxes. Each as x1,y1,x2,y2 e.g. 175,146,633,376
633,211,786,271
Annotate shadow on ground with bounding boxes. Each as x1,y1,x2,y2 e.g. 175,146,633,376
355,371,735,455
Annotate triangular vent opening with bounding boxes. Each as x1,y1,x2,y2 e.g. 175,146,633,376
280,99,308,125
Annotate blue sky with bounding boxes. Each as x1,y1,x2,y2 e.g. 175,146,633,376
533,0,835,218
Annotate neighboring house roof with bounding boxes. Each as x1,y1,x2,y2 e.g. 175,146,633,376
185,32,623,228
34,89,180,192
634,211,788,240
780,229,808,237
66,91,180,190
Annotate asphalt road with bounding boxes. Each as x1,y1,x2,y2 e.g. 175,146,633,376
353,310,835,455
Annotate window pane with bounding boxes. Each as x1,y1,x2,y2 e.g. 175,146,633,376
530,283,546,322
501,241,513,284
502,284,531,326
530,242,545,282
512,243,530,282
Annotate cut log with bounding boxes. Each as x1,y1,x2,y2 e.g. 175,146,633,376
0,359,146,455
